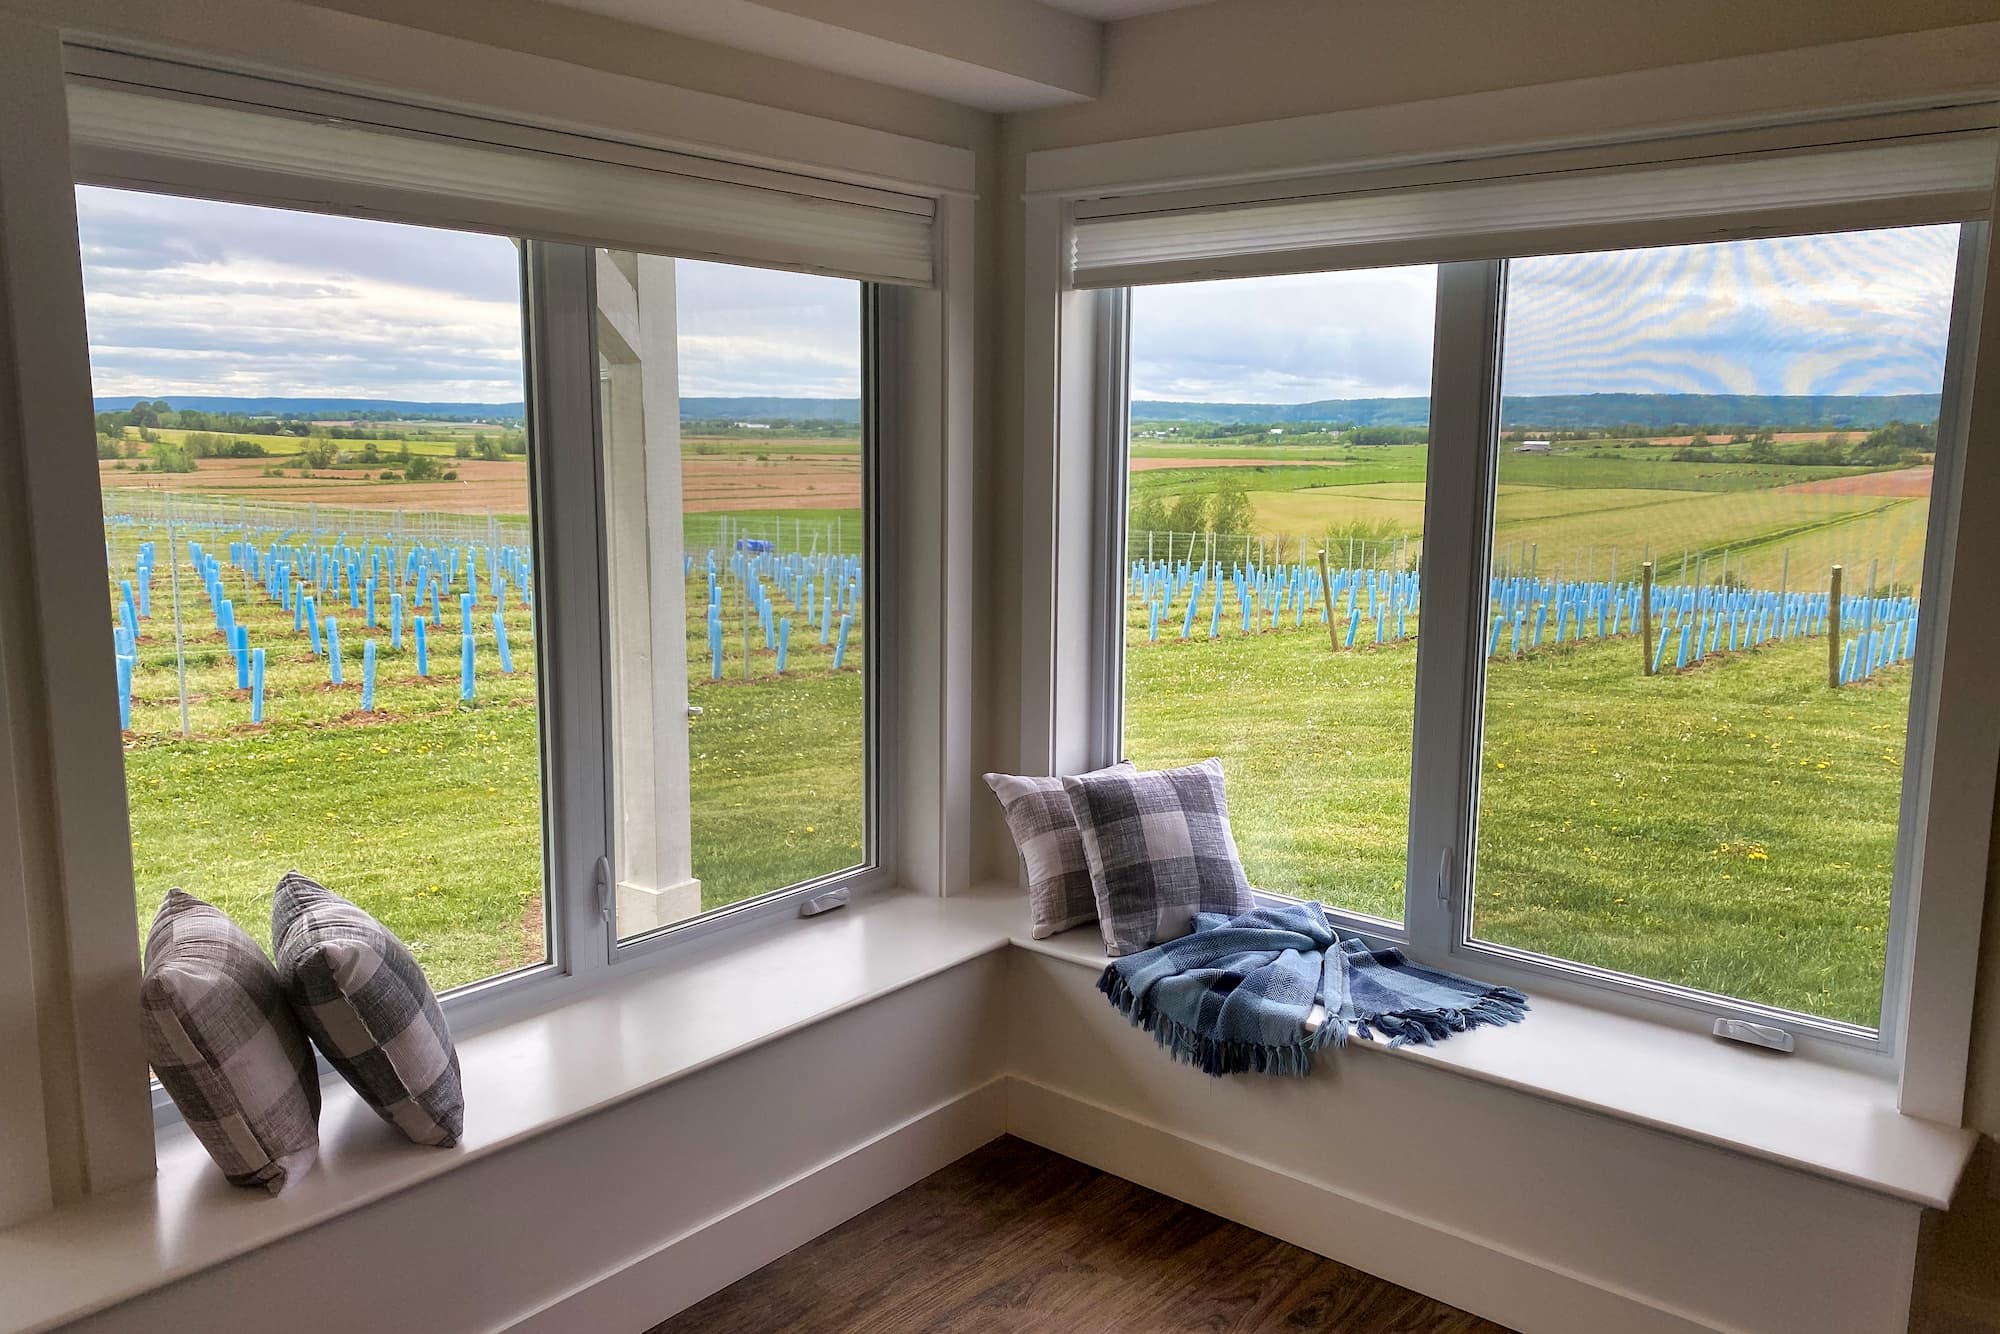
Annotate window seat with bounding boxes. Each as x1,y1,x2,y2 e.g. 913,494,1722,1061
0,889,1013,1334
1004,891,1975,1209
0,885,1975,1334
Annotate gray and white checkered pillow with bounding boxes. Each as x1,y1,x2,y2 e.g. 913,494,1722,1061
985,762,1133,938
271,872,463,1147
1062,758,1256,956
142,888,321,1194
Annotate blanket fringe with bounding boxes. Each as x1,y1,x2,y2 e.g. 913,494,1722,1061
1349,989,1530,1049
1098,967,1342,1077
1100,969,1530,1073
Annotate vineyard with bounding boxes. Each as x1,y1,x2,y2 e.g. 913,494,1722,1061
105,483,865,989
1118,443,1930,1026
101,425,1930,1025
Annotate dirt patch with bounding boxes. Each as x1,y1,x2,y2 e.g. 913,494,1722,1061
1128,457,1345,472
678,452,860,511
1776,466,1933,498
102,450,863,515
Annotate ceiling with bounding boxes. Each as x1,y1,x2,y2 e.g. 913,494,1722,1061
542,0,1217,111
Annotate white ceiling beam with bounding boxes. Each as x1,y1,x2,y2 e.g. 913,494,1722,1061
552,0,1103,111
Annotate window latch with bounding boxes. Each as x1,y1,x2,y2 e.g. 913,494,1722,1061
593,854,612,922
1437,845,1453,911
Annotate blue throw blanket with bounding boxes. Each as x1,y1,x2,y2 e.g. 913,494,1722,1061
1098,901,1528,1076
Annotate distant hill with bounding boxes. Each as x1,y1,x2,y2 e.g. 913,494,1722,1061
93,395,527,418
93,395,864,423
1131,393,1942,431
680,397,861,423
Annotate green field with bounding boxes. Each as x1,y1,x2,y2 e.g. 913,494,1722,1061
111,500,865,989
104,431,1924,1029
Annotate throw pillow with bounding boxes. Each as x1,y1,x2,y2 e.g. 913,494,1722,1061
142,888,321,1193
984,761,1133,938
1062,758,1256,956
271,871,464,1147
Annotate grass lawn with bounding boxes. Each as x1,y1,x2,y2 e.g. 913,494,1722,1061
114,505,866,991
1122,616,1907,1028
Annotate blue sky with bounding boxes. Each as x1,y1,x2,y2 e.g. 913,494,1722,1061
74,185,860,401
76,185,1956,405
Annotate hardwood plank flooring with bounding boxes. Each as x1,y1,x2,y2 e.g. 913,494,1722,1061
650,1136,1514,1333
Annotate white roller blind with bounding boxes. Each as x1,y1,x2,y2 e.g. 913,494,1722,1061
65,78,936,286
1071,135,1996,288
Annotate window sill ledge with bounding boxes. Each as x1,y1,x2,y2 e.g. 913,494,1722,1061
0,887,1011,1334
990,886,1975,1211
0,885,1974,1334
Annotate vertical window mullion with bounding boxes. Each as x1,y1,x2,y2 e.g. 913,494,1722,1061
1093,289,1132,771
522,241,614,978
1405,259,1506,959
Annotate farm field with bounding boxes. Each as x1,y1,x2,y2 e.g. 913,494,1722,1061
98,432,859,514
102,428,1925,1027
1120,439,1933,1029
106,471,866,990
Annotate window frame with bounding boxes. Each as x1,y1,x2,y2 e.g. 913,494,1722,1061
1074,209,1995,1087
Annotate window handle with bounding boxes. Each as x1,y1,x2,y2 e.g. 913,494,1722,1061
594,854,612,922
1437,845,1453,912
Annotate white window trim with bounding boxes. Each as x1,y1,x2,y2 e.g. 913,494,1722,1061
1023,47,2000,1122
2,12,975,1205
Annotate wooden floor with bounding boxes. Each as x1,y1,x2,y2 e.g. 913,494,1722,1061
651,1137,1513,1333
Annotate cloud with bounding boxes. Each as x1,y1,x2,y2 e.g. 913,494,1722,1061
675,260,861,398
74,187,863,403
1127,227,1959,403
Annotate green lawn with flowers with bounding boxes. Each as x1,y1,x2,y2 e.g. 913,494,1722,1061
1122,619,1910,1028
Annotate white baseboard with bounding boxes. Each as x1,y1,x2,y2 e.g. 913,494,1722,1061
501,1078,1008,1334
1005,1076,1730,1334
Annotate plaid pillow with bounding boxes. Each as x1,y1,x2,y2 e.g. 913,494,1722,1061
142,888,321,1194
984,762,1133,939
1062,758,1256,956
271,872,463,1147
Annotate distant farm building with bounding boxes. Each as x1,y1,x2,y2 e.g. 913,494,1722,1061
1267,428,1283,435
1514,439,1552,454
732,421,771,430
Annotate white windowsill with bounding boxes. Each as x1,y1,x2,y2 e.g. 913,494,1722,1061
995,886,1976,1210
0,887,1011,1334
0,884,1975,1334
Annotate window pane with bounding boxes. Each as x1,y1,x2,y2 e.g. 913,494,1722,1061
1123,266,1438,923
1470,226,1960,1027
79,186,546,992
599,253,866,941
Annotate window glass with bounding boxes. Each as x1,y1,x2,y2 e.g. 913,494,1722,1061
78,185,546,991
598,253,867,941
1123,266,1438,923
1470,226,1960,1027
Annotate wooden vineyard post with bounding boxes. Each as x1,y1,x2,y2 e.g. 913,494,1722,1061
1828,564,1844,688
1316,548,1339,652
1640,560,1655,676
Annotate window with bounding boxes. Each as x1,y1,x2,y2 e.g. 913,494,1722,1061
1122,267,1437,924
78,185,550,993
1467,227,1962,1031
597,252,871,942
76,193,882,996
1102,219,1980,1048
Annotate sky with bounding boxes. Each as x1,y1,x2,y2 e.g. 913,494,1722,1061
75,185,1957,406
73,185,861,402
1130,225,1961,403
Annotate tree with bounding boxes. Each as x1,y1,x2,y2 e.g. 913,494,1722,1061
1130,492,1170,536
1164,492,1208,535
1207,477,1254,538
